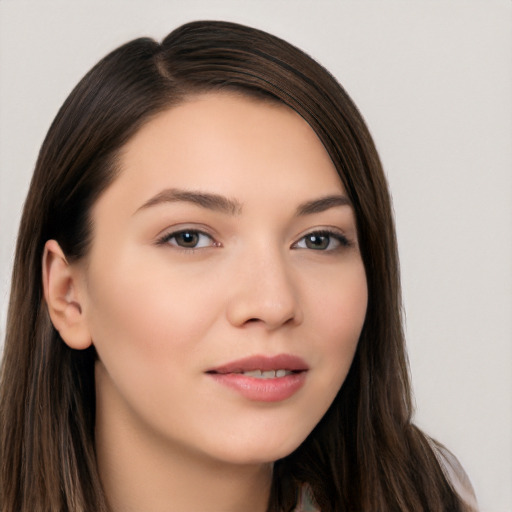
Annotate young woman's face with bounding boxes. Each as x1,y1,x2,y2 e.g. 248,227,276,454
78,93,367,465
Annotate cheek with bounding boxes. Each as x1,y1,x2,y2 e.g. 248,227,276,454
316,260,367,332
311,264,367,385
83,263,223,439
83,259,220,372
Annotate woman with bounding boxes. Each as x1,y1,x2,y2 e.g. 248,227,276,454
0,20,477,512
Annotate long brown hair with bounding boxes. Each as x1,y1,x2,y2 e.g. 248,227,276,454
1,20,466,511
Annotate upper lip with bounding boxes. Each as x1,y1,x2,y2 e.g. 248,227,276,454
207,354,309,374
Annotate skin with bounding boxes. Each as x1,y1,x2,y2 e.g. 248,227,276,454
43,93,368,512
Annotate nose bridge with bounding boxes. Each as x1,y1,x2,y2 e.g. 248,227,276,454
226,240,302,329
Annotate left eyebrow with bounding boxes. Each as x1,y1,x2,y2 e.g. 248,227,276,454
296,195,351,216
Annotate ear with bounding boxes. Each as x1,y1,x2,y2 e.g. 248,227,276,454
42,240,92,350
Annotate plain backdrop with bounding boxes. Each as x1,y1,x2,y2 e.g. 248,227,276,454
0,1,511,511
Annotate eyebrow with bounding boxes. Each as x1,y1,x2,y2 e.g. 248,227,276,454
296,194,351,216
136,188,242,215
136,188,351,217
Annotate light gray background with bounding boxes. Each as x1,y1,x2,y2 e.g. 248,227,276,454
0,1,511,511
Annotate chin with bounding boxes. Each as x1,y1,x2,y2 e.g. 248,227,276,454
206,429,310,466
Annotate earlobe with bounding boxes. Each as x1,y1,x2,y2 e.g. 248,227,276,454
42,240,92,350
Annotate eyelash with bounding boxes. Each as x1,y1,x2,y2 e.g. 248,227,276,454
156,229,219,251
157,227,351,253
292,229,351,251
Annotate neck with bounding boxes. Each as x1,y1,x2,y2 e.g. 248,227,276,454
94,364,272,512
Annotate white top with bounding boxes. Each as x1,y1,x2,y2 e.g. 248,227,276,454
433,442,479,512
294,442,479,511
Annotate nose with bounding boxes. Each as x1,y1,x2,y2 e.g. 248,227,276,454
225,247,303,330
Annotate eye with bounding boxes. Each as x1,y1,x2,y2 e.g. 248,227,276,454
159,229,217,249
293,230,349,251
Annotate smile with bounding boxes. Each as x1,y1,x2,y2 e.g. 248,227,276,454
206,354,308,402
236,369,293,378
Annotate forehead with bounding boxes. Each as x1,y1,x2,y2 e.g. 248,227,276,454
115,92,344,198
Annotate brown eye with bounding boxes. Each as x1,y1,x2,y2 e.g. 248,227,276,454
175,232,200,247
161,230,215,249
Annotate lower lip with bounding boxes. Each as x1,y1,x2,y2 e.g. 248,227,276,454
207,372,307,402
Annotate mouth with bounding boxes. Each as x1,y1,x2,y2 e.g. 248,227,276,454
206,353,309,376
206,354,309,402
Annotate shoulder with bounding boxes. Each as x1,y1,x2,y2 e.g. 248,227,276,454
428,439,479,512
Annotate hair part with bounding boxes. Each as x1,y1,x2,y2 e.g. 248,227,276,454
1,20,466,512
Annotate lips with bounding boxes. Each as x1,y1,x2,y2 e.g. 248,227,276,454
207,354,309,374
206,354,308,402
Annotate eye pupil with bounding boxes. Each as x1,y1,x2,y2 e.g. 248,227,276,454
177,232,199,247
306,234,329,250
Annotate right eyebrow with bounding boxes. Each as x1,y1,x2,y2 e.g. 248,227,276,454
134,188,243,216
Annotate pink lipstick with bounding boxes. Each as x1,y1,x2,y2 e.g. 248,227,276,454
206,354,308,402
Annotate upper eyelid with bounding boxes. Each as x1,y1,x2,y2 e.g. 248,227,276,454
156,224,218,241
294,226,350,240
